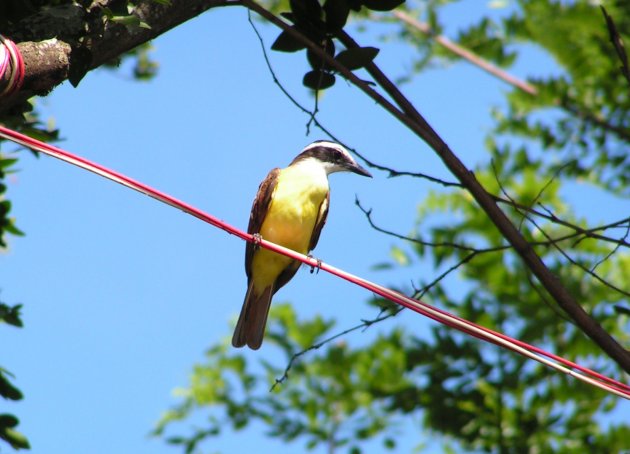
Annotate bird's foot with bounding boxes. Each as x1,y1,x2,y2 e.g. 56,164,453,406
252,233,263,249
307,255,322,274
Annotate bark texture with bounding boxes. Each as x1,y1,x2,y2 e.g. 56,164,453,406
0,0,232,114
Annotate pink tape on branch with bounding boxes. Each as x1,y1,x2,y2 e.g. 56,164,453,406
0,35,25,97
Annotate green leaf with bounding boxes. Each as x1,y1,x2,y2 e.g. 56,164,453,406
0,426,30,450
111,14,141,27
348,0,362,11
361,0,404,12
0,370,24,401
280,12,295,22
306,38,336,71
303,70,336,90
271,28,307,52
0,158,18,170
290,0,323,27
4,220,24,237
0,303,24,328
0,200,10,217
324,0,350,31
370,262,394,270
390,245,410,266
0,415,18,428
334,47,379,70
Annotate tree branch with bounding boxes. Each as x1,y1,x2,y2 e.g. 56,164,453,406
600,6,630,86
353,155,629,250
392,10,630,144
393,11,538,95
1,0,236,115
271,306,400,390
491,162,629,298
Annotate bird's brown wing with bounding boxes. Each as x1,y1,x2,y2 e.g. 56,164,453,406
245,168,280,280
308,190,330,251
273,191,330,294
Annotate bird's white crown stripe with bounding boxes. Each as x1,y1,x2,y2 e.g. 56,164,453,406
301,141,351,155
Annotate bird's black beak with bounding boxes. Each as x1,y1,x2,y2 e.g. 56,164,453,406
349,162,372,178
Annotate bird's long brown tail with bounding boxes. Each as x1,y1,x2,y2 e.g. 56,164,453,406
232,282,274,350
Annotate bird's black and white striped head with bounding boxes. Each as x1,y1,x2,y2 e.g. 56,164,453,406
290,140,372,177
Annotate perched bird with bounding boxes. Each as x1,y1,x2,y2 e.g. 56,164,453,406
232,141,372,349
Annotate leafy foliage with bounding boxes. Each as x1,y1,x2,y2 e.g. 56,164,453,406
154,304,408,453
0,156,22,249
0,118,34,454
271,0,403,90
0,302,29,451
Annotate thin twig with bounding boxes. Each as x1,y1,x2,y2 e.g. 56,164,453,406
528,216,630,298
600,6,630,86
525,271,572,323
496,197,630,249
591,222,630,273
355,158,629,249
520,161,574,230
355,196,488,252
393,10,538,95
271,307,400,390
247,11,318,134
353,154,629,248
358,193,628,265
491,161,629,297
361,160,462,187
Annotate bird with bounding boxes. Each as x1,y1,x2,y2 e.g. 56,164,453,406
232,141,372,350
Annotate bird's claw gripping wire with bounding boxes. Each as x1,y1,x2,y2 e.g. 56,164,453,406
252,233,262,249
308,254,322,274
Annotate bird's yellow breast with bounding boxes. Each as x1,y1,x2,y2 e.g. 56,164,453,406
252,162,329,289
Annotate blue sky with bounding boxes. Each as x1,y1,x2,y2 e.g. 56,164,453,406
2,2,628,453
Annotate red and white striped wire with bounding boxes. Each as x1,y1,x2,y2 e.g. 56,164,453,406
0,124,628,399
0,36,25,97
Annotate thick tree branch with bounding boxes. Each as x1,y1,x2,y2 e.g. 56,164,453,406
1,0,236,114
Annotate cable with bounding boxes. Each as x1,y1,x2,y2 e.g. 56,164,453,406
0,124,628,399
